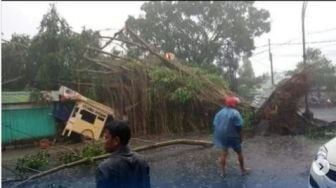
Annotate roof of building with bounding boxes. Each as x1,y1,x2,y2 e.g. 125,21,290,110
2,91,59,104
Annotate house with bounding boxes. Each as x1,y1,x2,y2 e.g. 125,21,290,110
1,91,59,146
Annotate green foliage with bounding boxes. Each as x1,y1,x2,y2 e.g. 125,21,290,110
30,4,73,90
126,1,270,93
58,153,82,164
236,58,269,101
296,48,336,91
238,56,255,83
237,56,258,101
58,141,105,164
85,85,99,101
306,125,336,140
206,74,227,87
149,67,178,93
29,88,46,104
2,34,33,91
190,63,224,76
149,66,218,104
149,67,189,103
169,87,193,104
240,108,255,129
80,141,105,158
148,64,230,105
2,4,104,92
15,151,50,176
191,65,228,87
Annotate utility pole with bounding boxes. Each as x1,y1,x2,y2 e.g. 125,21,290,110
302,1,313,119
268,39,274,86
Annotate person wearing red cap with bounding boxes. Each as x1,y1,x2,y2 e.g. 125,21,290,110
213,96,250,176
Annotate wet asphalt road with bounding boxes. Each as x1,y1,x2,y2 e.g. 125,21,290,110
5,135,329,188
300,107,336,123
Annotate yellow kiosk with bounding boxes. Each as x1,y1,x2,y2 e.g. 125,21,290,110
59,86,115,140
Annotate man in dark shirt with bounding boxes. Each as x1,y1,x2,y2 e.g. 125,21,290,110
213,96,250,176
96,120,150,188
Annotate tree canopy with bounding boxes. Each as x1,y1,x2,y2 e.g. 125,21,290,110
2,34,32,90
126,1,270,66
296,48,336,91
2,4,103,96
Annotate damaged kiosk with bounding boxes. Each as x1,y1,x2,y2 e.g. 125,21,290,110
58,86,115,140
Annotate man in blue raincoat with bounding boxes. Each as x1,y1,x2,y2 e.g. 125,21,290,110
213,96,250,176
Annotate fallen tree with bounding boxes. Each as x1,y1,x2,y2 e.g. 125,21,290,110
255,67,314,135
74,27,236,135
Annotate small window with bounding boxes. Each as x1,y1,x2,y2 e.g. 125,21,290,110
80,109,96,124
97,116,105,121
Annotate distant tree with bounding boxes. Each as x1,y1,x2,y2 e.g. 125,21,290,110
65,28,102,94
254,73,269,88
30,4,73,90
296,48,336,94
238,56,255,84
126,1,270,64
2,34,33,90
2,4,104,97
28,4,103,94
237,56,257,100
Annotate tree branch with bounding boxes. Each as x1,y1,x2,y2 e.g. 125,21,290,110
100,28,124,50
86,45,133,62
14,139,212,187
2,76,23,85
124,27,179,70
100,36,148,51
74,69,112,74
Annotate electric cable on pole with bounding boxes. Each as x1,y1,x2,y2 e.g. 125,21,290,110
268,38,274,86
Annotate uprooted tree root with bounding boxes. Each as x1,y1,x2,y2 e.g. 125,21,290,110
14,139,213,187
255,67,315,135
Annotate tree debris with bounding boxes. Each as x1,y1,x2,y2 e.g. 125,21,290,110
14,139,212,187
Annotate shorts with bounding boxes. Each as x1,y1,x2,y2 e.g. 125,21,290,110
215,137,242,153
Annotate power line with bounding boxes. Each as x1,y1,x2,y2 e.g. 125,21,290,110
273,39,336,46
307,27,336,35
256,39,336,49
252,49,269,56
252,39,336,56
255,27,336,49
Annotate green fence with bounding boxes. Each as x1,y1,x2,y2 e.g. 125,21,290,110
2,105,56,145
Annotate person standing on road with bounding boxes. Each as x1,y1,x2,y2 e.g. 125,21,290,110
213,96,250,176
96,120,150,188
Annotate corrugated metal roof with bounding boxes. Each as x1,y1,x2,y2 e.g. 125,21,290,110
2,91,31,104
2,91,59,104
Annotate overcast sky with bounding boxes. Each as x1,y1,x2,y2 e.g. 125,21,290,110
2,1,336,76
